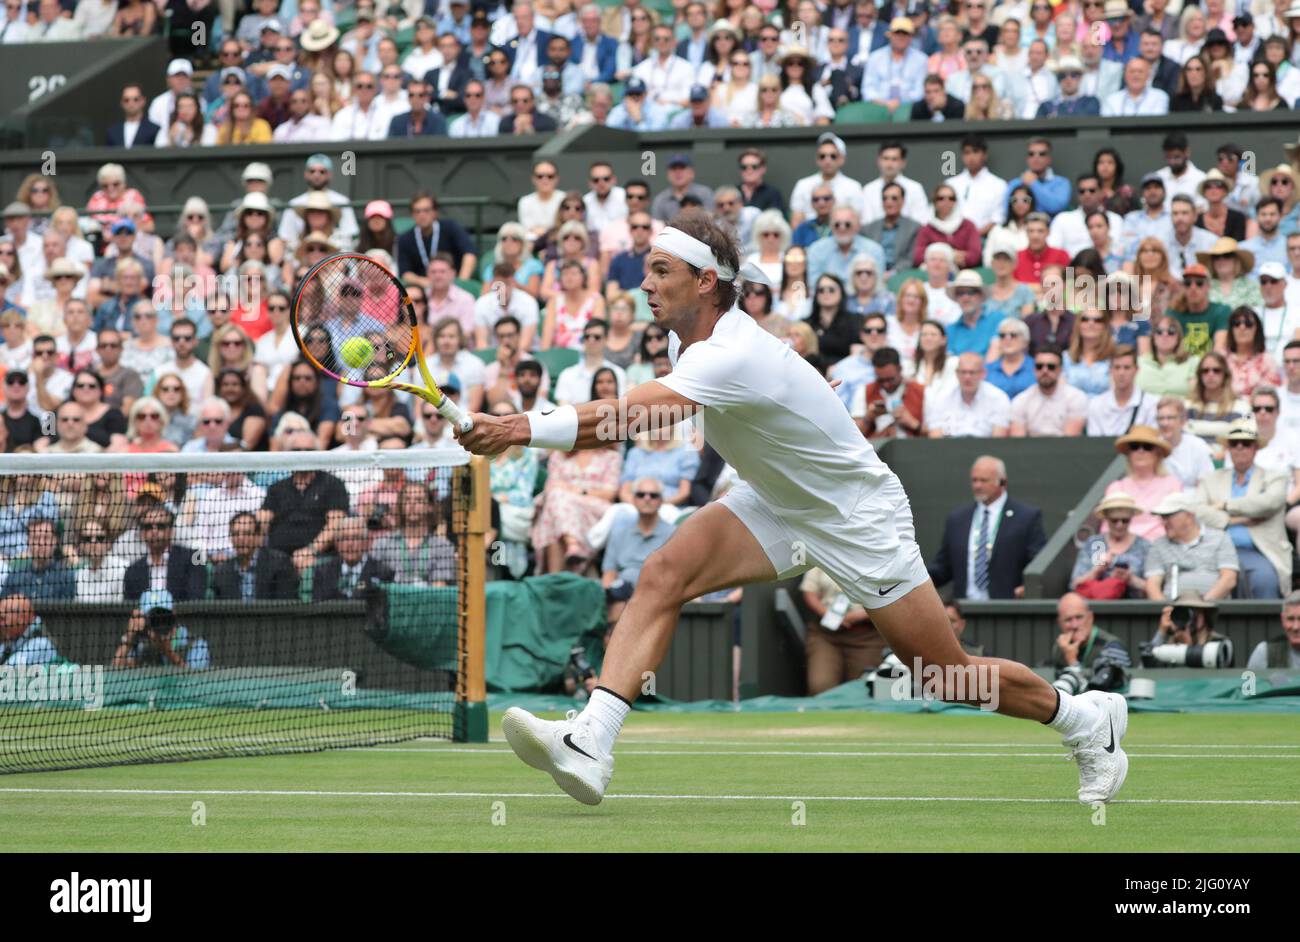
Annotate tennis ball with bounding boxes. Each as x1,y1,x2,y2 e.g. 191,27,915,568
340,337,375,369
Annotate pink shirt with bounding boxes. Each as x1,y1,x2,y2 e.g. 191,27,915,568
426,285,477,340
1106,474,1183,542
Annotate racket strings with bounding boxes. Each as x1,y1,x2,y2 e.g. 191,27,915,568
296,256,413,384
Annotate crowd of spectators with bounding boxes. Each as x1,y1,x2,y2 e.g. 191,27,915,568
9,0,1300,140
7,0,1300,689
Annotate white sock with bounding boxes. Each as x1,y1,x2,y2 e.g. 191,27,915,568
579,687,629,755
1047,689,1102,740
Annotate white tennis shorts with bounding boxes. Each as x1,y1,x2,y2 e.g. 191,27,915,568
720,475,931,610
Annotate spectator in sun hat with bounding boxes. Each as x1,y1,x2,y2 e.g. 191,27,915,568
1070,492,1150,599
1106,424,1182,541
278,154,359,252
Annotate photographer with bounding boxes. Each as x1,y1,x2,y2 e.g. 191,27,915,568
1141,590,1234,669
1050,592,1131,695
111,589,210,670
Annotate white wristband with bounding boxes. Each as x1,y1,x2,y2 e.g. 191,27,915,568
527,405,579,451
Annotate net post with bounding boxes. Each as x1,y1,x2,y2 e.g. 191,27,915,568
454,456,490,743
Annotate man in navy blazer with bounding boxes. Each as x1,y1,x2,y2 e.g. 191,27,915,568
927,456,1047,600
846,2,889,63
501,2,553,83
387,84,450,137
105,84,160,148
570,4,618,85
122,507,208,604
425,33,475,114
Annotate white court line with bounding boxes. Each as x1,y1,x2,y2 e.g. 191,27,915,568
2,786,1297,806
353,746,1300,760
614,739,1300,749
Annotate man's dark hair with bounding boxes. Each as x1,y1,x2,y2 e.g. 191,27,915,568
515,359,543,377
171,317,196,336
738,147,766,167
1256,196,1284,214
1027,136,1051,153
1141,26,1163,41
142,506,176,526
1112,343,1137,365
584,317,609,335
871,346,901,370
173,234,197,251
960,133,988,152
679,193,704,209
410,190,438,211
625,177,650,196
1217,141,1244,159
229,511,260,533
924,73,944,88
430,251,455,268
882,180,905,199
589,159,613,174
32,335,55,351
494,315,521,334
1286,340,1300,354
1076,173,1100,188
879,139,906,158
1162,131,1189,151
1036,342,1064,362
667,209,740,311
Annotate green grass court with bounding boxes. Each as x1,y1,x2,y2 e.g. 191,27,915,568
2,710,1298,852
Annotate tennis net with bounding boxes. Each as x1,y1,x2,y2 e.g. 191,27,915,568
0,447,489,774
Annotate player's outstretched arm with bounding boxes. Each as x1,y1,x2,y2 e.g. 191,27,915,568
455,381,702,456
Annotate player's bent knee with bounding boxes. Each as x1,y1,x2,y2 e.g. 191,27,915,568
633,550,691,604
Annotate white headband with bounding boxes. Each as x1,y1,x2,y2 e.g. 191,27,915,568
652,226,772,286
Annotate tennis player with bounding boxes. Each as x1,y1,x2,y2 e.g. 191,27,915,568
456,212,1128,807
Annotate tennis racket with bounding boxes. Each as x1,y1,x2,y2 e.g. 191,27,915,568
290,252,473,433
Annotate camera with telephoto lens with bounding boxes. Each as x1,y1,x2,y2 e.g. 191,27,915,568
1052,663,1087,696
564,644,595,690
1140,638,1234,668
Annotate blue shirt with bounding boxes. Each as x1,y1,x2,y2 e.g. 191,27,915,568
620,445,700,494
1122,208,1172,259
2,559,77,601
0,619,58,666
985,356,1035,400
603,516,674,586
1009,170,1070,218
791,219,830,248
862,45,928,103
1100,31,1141,64
1241,232,1287,275
1062,353,1112,397
830,353,874,411
984,284,1035,321
806,234,886,289
608,247,649,290
947,309,1006,357
1227,467,1255,550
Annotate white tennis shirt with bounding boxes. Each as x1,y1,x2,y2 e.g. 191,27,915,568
661,306,891,520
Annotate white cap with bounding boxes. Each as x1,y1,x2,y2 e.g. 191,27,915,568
267,63,292,81
1260,261,1287,280
816,131,846,157
241,162,273,183
167,58,194,76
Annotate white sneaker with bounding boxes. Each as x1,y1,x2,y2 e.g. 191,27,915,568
501,707,613,806
1066,690,1129,804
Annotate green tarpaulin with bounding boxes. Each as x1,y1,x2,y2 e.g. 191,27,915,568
378,574,607,691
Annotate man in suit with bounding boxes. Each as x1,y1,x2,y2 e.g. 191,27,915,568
862,181,920,275
1137,27,1179,97
1078,35,1123,101
819,28,864,109
1191,421,1290,599
846,0,888,63
123,506,207,603
571,3,618,85
311,515,395,601
387,81,449,137
213,513,300,602
105,85,160,149
499,84,558,134
502,0,553,87
425,31,474,114
928,455,1047,600
675,1,710,71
